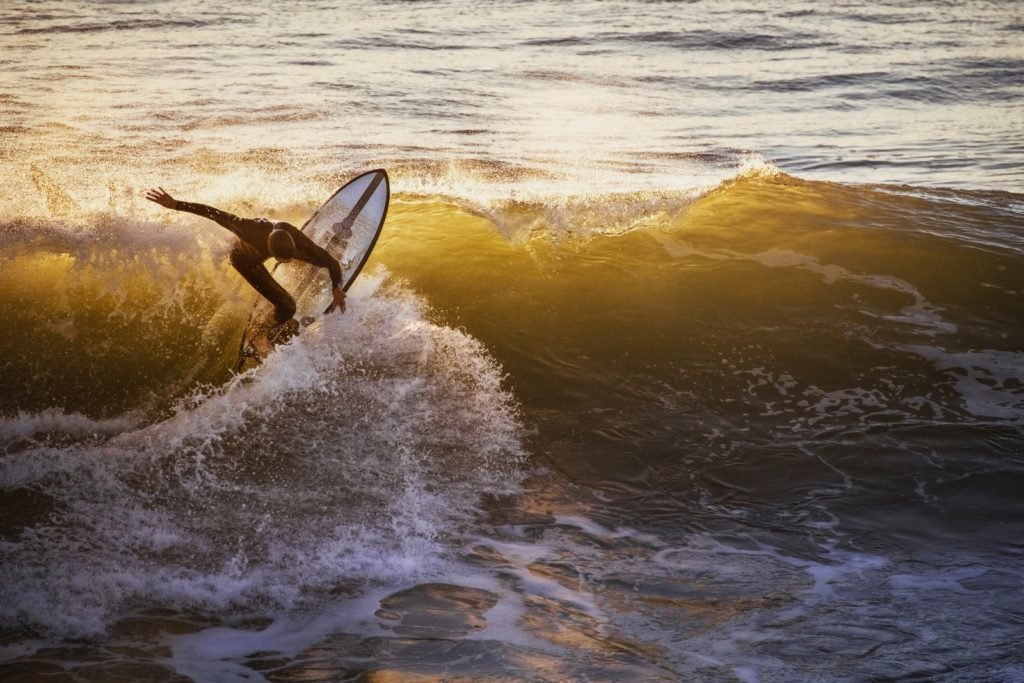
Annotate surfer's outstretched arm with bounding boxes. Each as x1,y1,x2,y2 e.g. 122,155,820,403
145,187,245,233
146,187,347,314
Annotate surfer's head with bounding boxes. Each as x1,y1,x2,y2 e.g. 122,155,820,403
268,227,297,262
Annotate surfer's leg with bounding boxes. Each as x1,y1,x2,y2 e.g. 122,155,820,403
229,245,296,324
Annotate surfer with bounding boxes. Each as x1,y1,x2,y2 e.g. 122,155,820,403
145,187,347,335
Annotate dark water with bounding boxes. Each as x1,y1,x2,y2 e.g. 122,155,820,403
2,1,1023,681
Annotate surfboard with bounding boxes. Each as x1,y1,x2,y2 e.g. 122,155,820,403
234,169,390,371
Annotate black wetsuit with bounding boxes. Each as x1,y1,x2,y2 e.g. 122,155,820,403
175,201,342,324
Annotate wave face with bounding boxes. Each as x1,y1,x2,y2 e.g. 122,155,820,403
2,166,1023,680
379,170,1024,566
381,169,1024,429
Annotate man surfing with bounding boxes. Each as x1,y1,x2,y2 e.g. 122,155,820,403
145,187,346,346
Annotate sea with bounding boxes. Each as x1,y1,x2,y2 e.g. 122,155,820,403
1,1,1023,681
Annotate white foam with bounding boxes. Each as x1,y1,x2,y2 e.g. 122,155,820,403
653,532,887,602
888,565,991,594
553,515,663,546
648,236,957,337
0,408,138,442
0,280,525,640
900,345,1024,421
168,588,395,683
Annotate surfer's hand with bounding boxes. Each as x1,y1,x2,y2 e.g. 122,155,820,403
326,285,346,314
145,187,177,209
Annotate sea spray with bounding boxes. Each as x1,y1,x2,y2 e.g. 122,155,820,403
0,275,525,640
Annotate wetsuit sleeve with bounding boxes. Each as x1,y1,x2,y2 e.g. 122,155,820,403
293,231,343,289
173,201,245,235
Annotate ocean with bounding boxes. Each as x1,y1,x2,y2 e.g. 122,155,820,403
1,1,1023,681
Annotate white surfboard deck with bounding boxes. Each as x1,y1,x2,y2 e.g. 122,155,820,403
235,169,390,370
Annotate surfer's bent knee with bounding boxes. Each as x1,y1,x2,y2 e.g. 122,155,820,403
229,243,257,268
274,298,296,324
